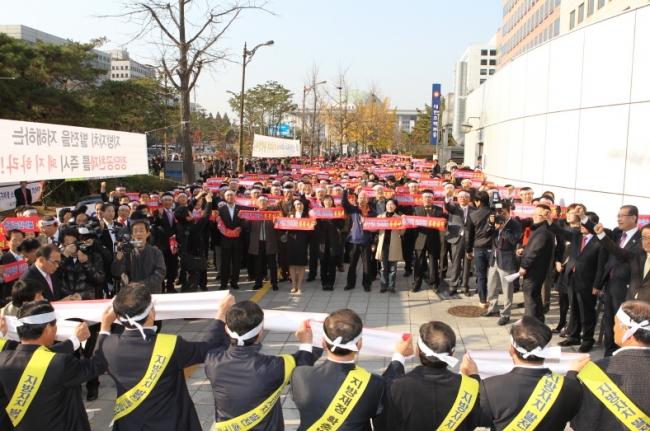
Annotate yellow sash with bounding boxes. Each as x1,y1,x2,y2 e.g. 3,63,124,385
436,375,480,431
6,345,56,427
503,372,564,431
306,366,372,431
210,354,297,431
0,338,8,350
112,334,177,423
578,361,650,430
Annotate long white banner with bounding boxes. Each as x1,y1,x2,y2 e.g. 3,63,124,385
252,134,300,158
2,291,587,377
0,119,148,182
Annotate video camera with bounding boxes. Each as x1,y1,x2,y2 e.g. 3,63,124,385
116,233,143,254
77,220,102,239
490,191,506,225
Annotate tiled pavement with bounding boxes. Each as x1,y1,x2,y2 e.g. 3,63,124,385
85,261,602,429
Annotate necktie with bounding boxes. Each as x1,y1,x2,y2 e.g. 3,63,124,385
580,235,588,252
166,209,173,225
45,274,54,295
49,236,55,244
23,189,27,203
610,232,627,277
463,207,467,222
645,254,650,279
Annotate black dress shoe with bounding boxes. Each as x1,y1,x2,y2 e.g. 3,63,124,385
306,277,316,282
252,284,263,290
578,342,594,353
343,286,355,291
403,270,412,277
481,311,499,317
411,285,421,293
497,316,510,326
363,286,371,292
448,289,458,296
557,338,581,347
215,274,221,281
552,326,565,334
231,285,239,290
380,288,387,293
543,303,550,314
272,285,278,291
463,290,472,297
338,265,345,272
389,288,396,293
86,388,98,401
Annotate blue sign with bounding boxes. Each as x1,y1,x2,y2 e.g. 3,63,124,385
268,123,292,137
430,84,441,146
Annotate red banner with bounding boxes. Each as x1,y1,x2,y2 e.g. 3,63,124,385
308,208,346,219
217,220,240,237
638,215,650,229
2,217,41,233
402,216,448,231
235,198,257,208
394,194,423,206
511,204,560,220
3,260,29,282
362,217,405,230
453,171,486,180
273,217,316,230
238,210,281,221
206,177,227,186
169,237,178,255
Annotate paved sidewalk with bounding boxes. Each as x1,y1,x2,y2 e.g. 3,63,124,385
85,261,600,429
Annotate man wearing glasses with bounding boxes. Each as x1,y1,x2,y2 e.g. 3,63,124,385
577,205,645,354
19,244,68,302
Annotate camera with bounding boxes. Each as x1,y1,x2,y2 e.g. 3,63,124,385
77,221,102,239
116,233,142,254
490,191,503,211
494,214,506,225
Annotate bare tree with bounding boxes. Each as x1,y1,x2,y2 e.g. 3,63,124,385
103,0,269,182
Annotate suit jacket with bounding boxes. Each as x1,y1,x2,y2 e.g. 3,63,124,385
13,187,32,207
205,341,321,431
570,348,650,431
241,217,279,255
291,359,405,431
375,366,480,431
549,224,604,293
478,367,582,431
413,205,446,251
485,218,522,273
152,208,177,253
598,228,642,300
520,222,556,282
0,339,76,431
444,201,475,245
0,344,106,431
94,320,225,431
218,204,244,249
466,205,493,252
19,264,61,302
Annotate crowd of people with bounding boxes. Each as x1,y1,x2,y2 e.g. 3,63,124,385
0,153,648,431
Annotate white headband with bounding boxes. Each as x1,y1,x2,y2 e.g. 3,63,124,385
510,336,560,359
421,193,434,198
38,219,58,227
408,182,418,187
417,338,458,367
322,329,362,352
617,307,650,342
177,192,188,198
13,311,57,327
458,191,470,197
117,301,155,340
226,320,264,346
118,205,130,211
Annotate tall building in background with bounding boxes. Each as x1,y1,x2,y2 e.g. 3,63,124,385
107,49,156,81
562,0,649,32
452,35,497,145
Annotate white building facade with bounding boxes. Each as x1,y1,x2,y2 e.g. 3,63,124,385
463,4,650,217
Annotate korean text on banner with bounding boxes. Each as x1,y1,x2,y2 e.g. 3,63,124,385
252,134,300,158
0,119,149,182
0,181,44,212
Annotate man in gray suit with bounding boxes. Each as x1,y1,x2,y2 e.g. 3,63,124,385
241,196,279,291
445,190,475,296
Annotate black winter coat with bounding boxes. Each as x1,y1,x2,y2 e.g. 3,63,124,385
57,252,105,299
316,218,344,259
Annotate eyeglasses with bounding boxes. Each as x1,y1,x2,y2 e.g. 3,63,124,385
617,214,634,219
641,237,650,243
47,259,61,266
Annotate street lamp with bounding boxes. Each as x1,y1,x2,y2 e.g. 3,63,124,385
301,80,327,161
461,116,481,134
336,86,344,155
236,40,274,173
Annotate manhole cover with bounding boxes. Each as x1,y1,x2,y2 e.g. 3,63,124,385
447,306,485,318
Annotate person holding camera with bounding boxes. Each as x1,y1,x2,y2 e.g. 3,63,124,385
111,219,166,294
174,189,212,293
465,191,493,307
482,205,522,325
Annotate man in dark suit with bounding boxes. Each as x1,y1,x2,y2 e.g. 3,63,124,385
1,230,26,303
517,205,556,322
445,190,475,296
291,309,411,431
477,316,583,431
241,196,279,291
19,244,63,302
13,181,32,208
376,321,480,431
0,300,110,431
483,205,522,325
153,193,178,294
465,191,493,305
570,300,650,431
580,206,650,303
594,205,642,356
94,283,230,431
412,189,446,293
549,211,603,352
99,181,128,207
217,190,244,291
205,300,320,430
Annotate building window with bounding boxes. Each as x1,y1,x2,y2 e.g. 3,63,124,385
598,0,605,8
570,10,576,29
480,79,486,84
587,0,595,15
554,18,560,35
548,23,554,38
489,69,495,75
550,0,555,13
481,59,487,65
489,59,497,65
556,0,561,5
481,49,488,56
490,49,497,56
578,3,585,23
480,69,487,75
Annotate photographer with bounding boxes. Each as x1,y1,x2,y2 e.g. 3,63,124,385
465,191,493,307
58,227,105,300
111,219,166,294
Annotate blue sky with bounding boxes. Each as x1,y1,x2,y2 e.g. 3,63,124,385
1,0,501,118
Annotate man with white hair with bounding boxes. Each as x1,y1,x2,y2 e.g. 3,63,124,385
342,185,377,292
445,189,475,296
